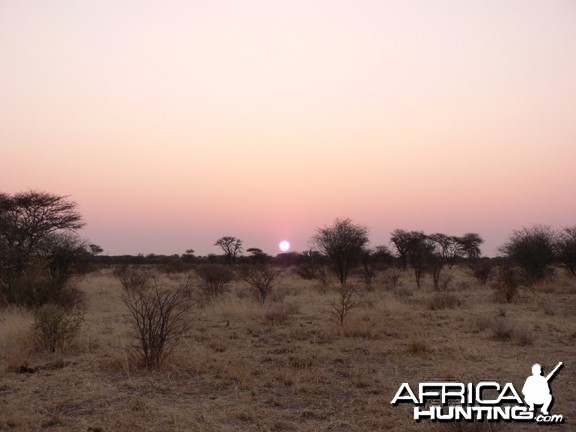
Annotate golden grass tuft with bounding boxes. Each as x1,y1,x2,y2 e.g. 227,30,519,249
0,306,34,371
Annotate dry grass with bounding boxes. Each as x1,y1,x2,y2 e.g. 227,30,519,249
0,306,34,371
0,266,575,431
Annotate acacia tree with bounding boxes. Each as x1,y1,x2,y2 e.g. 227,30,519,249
428,233,456,290
390,230,433,288
246,247,269,265
390,229,410,271
89,244,103,256
215,236,243,265
453,233,489,284
428,233,482,289
0,191,85,306
312,218,369,285
457,233,483,263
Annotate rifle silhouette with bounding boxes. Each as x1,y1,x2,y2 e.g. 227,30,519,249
546,362,563,382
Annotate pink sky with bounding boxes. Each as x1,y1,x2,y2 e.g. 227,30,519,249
1,0,575,257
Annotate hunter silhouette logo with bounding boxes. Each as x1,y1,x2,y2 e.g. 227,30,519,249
522,362,562,417
391,361,564,424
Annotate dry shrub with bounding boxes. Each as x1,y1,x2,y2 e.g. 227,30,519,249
428,292,463,310
113,265,153,292
32,304,84,353
3,254,86,309
468,259,493,286
195,264,234,300
330,283,362,326
122,279,194,368
242,265,284,304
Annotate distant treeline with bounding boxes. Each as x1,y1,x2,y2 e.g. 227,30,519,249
92,251,317,270
1,191,574,309
90,251,506,271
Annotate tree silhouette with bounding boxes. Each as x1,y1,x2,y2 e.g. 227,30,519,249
499,225,556,284
312,218,369,285
0,191,84,305
390,230,433,288
215,236,243,265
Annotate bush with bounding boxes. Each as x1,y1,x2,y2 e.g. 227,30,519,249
32,304,84,353
469,258,492,285
122,279,194,368
113,265,153,292
8,267,85,310
330,283,361,326
294,264,317,280
195,264,234,300
241,265,283,304
498,225,556,284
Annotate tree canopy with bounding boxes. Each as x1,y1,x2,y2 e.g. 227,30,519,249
0,191,85,306
312,218,369,285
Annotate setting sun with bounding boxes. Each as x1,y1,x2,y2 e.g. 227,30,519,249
279,240,290,252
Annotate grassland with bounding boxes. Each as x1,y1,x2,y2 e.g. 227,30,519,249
1,266,575,431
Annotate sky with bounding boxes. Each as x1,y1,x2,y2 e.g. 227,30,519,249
1,0,575,257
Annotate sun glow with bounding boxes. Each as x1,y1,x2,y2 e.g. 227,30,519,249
279,240,290,252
